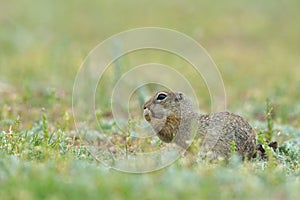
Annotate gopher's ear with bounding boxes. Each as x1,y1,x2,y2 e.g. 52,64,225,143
175,92,184,101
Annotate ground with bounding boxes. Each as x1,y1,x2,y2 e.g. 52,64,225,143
0,0,299,199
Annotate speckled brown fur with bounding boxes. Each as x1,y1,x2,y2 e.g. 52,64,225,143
143,91,256,159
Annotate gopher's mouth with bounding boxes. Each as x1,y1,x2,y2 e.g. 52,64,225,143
144,109,166,122
144,114,151,122
143,109,151,122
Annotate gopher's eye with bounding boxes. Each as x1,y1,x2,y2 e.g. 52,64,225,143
156,93,167,101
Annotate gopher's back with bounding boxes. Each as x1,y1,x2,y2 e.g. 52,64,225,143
197,111,256,159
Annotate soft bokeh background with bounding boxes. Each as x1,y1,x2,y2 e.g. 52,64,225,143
1,0,299,125
0,0,299,199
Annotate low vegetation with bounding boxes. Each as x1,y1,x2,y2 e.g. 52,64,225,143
1,0,299,199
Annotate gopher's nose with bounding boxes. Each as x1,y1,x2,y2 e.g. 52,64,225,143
143,103,149,110
143,100,151,110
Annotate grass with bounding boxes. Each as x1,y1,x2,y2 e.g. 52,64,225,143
1,0,300,199
0,111,299,199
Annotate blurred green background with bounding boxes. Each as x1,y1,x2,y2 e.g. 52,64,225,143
0,0,299,199
1,0,299,125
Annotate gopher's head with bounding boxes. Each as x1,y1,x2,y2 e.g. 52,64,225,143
143,91,184,142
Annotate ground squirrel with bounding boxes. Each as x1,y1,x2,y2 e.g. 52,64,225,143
143,91,256,159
